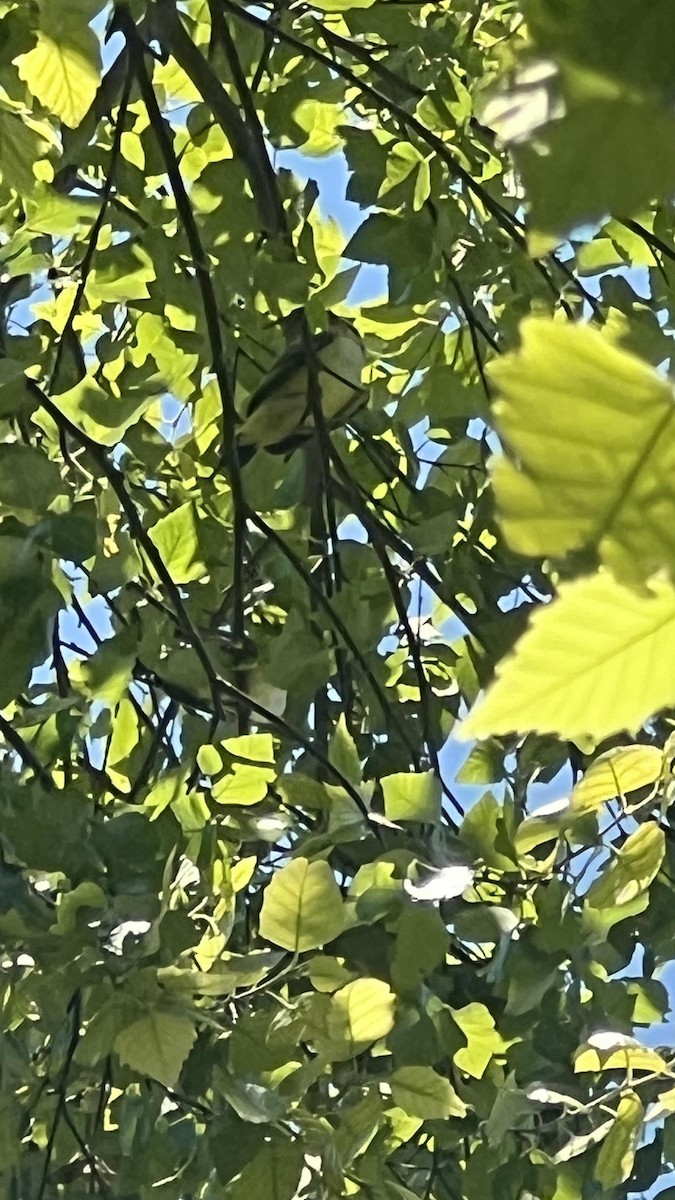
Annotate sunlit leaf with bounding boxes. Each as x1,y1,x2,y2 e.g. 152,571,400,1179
461,572,675,741
571,745,663,814
18,23,101,128
585,822,665,909
259,858,345,952
594,1091,643,1188
489,318,675,584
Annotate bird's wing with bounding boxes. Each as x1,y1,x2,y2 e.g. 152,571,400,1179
244,329,335,417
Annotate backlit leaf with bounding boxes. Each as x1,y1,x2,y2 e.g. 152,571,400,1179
585,822,665,909
489,318,675,584
594,1092,643,1188
259,858,345,952
571,745,663,814
461,572,675,741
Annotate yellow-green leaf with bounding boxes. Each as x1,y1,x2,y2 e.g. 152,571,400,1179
382,770,441,823
571,745,663,815
390,1066,467,1119
451,1003,505,1079
17,26,101,128
114,1007,196,1087
574,1032,669,1075
259,857,345,952
594,1092,643,1188
149,503,205,585
327,977,396,1054
585,822,665,909
489,317,675,584
461,572,675,742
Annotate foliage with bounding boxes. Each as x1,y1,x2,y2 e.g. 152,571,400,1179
0,2,675,1199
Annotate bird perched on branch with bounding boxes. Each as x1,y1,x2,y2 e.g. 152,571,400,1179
236,311,367,462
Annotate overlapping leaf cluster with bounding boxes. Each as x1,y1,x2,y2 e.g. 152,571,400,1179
1,2,675,1199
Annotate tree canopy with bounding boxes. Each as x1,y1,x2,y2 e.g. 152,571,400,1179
2,1,675,1198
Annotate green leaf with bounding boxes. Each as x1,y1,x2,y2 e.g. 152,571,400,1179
389,1066,466,1119
0,444,63,518
212,761,275,805
227,1142,304,1200
114,1006,196,1087
327,977,396,1054
574,1033,669,1075
489,318,675,584
259,857,345,952
292,100,343,156
53,375,156,446
0,104,55,194
17,21,101,128
450,1003,505,1079
516,98,675,240
0,538,62,707
216,1072,289,1124
311,0,376,8
461,572,675,741
382,770,441,824
149,503,205,584
329,714,362,786
571,745,663,814
585,822,665,910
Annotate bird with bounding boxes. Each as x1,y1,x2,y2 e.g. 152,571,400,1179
236,311,367,462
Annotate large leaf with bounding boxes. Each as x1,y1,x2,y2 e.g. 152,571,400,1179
259,858,345,952
489,318,675,584
516,99,675,240
17,16,101,128
461,572,675,741
381,770,441,823
389,1066,466,1119
114,1006,197,1088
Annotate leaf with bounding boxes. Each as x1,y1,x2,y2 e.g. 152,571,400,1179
293,99,343,156
0,105,54,194
17,23,101,128
489,318,675,584
311,0,376,8
460,572,675,742
227,1142,304,1200
0,538,62,707
216,1072,289,1124
212,762,275,806
329,714,362,786
516,98,675,240
382,770,441,823
450,1003,505,1079
574,1033,669,1075
114,1006,196,1087
149,503,205,584
389,1066,466,1119
594,1091,643,1187
328,978,396,1054
53,375,156,445
585,822,665,909
571,745,663,814
259,858,345,952
0,444,62,517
